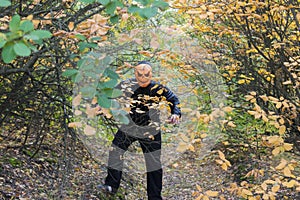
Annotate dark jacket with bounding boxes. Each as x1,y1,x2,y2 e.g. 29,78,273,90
118,78,181,127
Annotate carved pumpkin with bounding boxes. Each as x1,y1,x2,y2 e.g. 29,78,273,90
134,63,152,87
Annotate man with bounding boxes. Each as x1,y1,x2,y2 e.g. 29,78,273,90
98,61,181,200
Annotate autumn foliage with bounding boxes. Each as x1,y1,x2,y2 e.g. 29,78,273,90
0,0,300,199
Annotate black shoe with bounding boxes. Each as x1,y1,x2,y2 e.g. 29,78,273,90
97,184,117,195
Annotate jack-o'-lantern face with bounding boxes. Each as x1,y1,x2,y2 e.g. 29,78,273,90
134,64,152,87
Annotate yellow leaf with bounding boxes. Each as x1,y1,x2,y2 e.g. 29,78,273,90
283,166,293,177
245,95,254,101
84,125,96,136
262,194,269,200
181,108,193,112
218,150,226,160
268,96,279,102
221,163,228,171
282,180,297,188
195,194,203,200
272,147,281,156
176,142,188,152
68,22,74,30
262,114,269,122
223,106,234,112
203,195,210,200
279,125,286,135
227,121,236,127
261,182,267,191
238,79,246,84
205,190,219,197
271,185,280,193
196,184,202,192
241,188,253,196
215,159,223,165
283,143,293,151
247,110,257,116
276,102,282,109
259,95,268,102
279,118,285,125
188,144,195,152
157,89,164,95
275,159,287,170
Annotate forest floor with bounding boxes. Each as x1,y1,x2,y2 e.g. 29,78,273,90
1,133,300,200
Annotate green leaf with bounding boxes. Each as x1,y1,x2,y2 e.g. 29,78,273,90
0,33,7,48
135,0,149,6
75,34,86,41
14,41,31,56
9,15,21,32
105,1,117,16
62,69,78,77
20,20,34,32
30,30,52,40
112,110,129,124
0,0,11,7
110,15,119,24
79,0,94,3
80,86,96,98
141,7,158,19
97,95,112,108
128,5,139,13
78,41,97,52
153,0,169,10
2,43,17,63
97,0,110,6
102,79,118,88
104,68,119,79
102,88,122,98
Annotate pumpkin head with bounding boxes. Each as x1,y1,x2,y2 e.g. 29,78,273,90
134,63,152,87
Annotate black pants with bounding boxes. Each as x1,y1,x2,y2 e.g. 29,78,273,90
105,129,163,200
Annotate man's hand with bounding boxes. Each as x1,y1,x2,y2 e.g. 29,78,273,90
168,114,180,125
